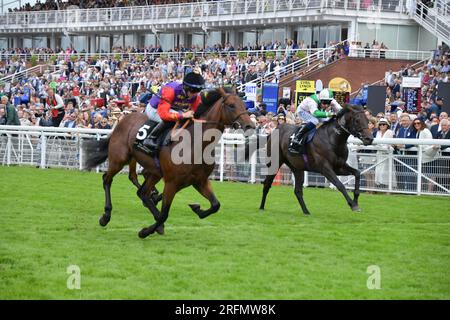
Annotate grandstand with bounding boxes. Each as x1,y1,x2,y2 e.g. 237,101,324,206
0,0,448,52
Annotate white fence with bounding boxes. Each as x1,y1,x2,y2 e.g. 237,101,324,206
1,125,450,196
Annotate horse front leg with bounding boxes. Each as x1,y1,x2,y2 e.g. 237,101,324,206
189,180,220,219
321,165,360,212
138,182,177,238
336,164,361,207
137,174,164,235
142,168,163,205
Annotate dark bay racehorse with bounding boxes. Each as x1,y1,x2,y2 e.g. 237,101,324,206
259,105,374,214
83,87,254,238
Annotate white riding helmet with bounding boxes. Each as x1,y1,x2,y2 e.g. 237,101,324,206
319,89,333,103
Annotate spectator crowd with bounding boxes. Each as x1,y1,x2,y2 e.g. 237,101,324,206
1,38,328,130
346,44,450,191
9,0,200,12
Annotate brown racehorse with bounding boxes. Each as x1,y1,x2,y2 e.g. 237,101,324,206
259,105,374,214
83,87,255,238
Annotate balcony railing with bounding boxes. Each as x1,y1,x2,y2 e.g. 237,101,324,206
0,49,323,62
412,0,450,44
0,48,431,68
0,0,410,28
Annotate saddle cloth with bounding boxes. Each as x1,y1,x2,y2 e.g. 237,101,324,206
289,127,317,155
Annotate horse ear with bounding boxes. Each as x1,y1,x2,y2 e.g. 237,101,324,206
227,85,237,95
217,87,227,98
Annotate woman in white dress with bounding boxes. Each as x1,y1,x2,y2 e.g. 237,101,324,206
375,118,397,188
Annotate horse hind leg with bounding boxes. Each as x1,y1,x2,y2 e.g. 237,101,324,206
128,158,141,189
259,173,277,210
99,167,120,227
293,170,311,215
189,180,220,219
99,146,130,226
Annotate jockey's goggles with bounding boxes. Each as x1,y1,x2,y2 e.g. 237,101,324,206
183,82,204,91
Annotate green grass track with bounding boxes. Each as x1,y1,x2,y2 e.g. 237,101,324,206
0,166,449,299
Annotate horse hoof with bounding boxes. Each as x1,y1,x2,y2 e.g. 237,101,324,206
352,206,361,212
303,211,311,216
138,228,149,239
259,207,265,211
156,225,165,235
99,215,110,227
189,203,201,213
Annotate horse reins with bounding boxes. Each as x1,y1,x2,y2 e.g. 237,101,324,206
171,93,247,139
188,94,247,127
336,111,365,140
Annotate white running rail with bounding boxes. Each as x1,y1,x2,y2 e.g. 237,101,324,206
1,125,449,197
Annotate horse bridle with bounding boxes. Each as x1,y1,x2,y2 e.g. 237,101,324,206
222,94,249,129
196,93,248,128
337,111,365,140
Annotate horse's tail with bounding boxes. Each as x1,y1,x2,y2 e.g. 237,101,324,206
82,136,110,170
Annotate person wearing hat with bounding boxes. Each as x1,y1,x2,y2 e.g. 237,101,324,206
136,71,205,155
376,118,392,138
374,117,397,188
288,88,342,154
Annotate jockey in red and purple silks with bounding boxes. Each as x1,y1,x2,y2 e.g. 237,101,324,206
141,72,205,153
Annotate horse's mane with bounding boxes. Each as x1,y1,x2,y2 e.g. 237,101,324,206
320,104,364,129
194,86,236,118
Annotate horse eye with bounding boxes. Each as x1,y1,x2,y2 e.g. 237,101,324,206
227,104,235,109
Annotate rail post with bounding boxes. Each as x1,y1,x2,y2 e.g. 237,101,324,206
40,133,46,169
219,137,225,182
250,147,256,183
6,133,11,166
417,145,423,195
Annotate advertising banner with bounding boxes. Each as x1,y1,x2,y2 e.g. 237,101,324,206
262,83,279,114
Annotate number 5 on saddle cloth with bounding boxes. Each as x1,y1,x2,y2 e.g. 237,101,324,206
134,119,174,156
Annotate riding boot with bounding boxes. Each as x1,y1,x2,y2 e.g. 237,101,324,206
288,122,315,154
142,121,167,154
